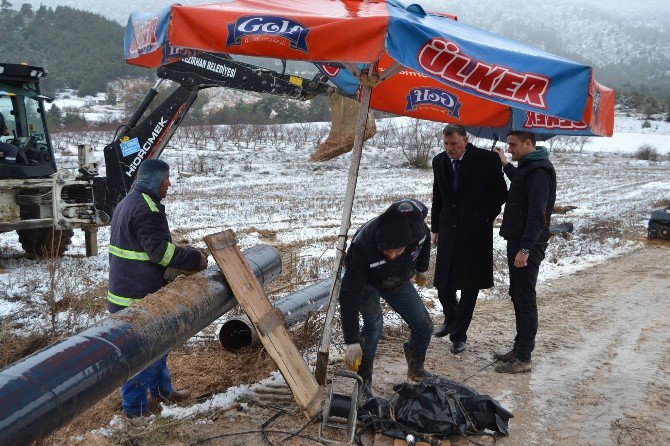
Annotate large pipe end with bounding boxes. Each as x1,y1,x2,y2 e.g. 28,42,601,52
218,318,257,352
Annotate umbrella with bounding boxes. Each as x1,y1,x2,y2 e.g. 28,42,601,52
124,0,615,384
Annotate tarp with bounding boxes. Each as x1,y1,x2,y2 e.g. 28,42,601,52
358,376,514,442
123,0,614,138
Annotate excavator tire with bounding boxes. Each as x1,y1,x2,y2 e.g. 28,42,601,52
17,227,74,259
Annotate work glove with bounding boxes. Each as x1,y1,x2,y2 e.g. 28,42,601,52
414,271,429,287
344,343,363,372
198,250,209,270
164,267,180,283
163,266,202,283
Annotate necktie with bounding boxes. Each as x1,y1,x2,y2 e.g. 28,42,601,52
452,159,461,191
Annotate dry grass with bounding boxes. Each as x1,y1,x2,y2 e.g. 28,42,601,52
579,218,624,241
553,205,578,215
0,324,54,368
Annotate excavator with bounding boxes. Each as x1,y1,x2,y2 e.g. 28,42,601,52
0,52,373,259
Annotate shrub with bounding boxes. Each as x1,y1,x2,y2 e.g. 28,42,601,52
634,144,659,161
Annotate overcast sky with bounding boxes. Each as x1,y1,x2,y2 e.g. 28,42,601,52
18,0,670,22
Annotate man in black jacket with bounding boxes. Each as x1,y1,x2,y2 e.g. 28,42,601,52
108,159,207,417
339,200,433,398
493,131,556,374
431,125,507,354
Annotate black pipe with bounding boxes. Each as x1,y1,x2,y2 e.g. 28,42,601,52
0,244,281,446
219,279,331,352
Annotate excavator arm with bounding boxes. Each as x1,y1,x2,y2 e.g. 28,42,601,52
102,51,332,213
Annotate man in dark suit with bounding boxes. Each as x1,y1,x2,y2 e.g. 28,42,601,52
431,125,507,354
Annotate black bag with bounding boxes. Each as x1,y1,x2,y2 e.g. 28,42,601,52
359,376,513,442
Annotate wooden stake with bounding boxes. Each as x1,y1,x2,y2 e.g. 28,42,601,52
314,81,374,385
205,230,322,420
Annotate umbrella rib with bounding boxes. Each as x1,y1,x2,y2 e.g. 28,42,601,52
379,61,404,81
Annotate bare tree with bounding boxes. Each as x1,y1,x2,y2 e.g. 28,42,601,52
392,119,441,168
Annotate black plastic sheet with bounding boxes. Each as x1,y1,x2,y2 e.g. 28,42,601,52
358,376,513,442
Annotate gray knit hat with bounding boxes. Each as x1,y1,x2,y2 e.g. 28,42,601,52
375,210,412,251
135,159,169,196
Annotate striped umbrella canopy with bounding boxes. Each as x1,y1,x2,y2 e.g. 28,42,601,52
123,0,615,385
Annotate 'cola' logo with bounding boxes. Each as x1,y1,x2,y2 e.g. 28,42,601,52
226,16,309,52
128,17,159,56
523,112,588,130
406,87,462,118
417,38,550,109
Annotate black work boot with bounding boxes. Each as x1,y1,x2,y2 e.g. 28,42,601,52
403,345,433,382
357,357,374,401
433,320,451,338
493,349,516,363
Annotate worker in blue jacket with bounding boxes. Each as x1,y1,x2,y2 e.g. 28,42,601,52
339,199,433,398
108,158,207,418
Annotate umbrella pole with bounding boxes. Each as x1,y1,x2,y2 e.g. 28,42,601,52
315,82,373,385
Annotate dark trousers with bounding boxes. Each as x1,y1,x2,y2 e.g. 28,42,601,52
358,282,433,378
506,241,547,362
438,288,479,343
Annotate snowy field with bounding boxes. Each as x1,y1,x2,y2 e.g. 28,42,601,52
0,112,669,436
1,114,668,336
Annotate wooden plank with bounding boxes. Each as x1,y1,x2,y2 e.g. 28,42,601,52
205,230,322,419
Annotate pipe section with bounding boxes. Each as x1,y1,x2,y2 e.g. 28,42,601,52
0,244,281,446
219,279,331,352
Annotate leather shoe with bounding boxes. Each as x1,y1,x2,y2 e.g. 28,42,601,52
493,349,516,363
494,358,532,374
433,322,450,338
450,341,466,354
152,389,191,405
166,389,190,402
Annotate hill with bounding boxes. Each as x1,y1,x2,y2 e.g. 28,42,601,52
0,2,142,95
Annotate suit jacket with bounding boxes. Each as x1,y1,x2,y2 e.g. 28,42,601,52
431,143,507,290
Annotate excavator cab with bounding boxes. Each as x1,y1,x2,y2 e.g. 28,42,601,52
0,64,56,179
1,63,108,259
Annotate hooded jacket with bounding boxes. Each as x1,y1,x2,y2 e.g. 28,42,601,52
338,202,430,344
500,146,556,249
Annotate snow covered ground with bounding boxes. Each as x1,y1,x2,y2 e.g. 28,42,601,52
50,90,125,123
1,114,669,330
0,112,669,435
583,114,670,154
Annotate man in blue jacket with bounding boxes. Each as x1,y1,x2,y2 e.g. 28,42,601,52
339,199,433,398
493,131,556,374
108,158,207,417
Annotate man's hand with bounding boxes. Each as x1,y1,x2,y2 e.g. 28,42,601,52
344,343,363,372
414,271,429,287
493,146,508,167
431,232,438,246
514,250,529,268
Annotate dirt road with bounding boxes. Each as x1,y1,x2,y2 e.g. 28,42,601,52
373,243,670,445
54,244,670,446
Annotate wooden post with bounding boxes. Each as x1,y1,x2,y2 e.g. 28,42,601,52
84,227,98,257
205,230,322,420
314,80,374,385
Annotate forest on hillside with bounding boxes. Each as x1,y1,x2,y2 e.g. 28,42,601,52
0,1,142,95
